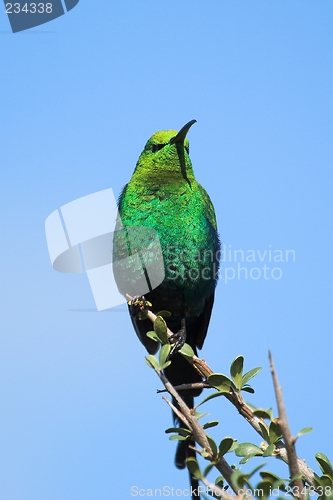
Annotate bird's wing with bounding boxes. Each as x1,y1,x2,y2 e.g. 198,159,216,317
198,184,218,231
195,185,218,349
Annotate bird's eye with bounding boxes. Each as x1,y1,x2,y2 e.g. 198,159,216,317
151,144,165,153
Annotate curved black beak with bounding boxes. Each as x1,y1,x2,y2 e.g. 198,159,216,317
169,119,197,145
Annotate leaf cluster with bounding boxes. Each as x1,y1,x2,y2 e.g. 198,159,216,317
143,315,333,499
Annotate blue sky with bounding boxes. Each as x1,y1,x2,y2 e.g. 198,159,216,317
1,2,333,499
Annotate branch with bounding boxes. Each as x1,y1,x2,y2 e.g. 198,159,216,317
269,351,304,498
194,356,315,487
136,298,315,489
155,368,240,495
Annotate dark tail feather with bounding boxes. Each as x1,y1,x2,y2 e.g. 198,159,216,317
175,432,201,498
189,473,200,499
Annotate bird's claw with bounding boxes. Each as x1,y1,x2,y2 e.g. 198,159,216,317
128,295,152,319
169,321,186,355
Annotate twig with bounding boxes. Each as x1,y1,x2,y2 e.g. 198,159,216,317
155,368,239,494
156,369,213,452
162,396,189,426
269,351,304,498
188,444,203,455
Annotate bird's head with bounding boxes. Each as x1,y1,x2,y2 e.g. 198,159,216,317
133,120,197,183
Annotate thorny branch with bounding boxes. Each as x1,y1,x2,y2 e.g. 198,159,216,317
269,351,304,498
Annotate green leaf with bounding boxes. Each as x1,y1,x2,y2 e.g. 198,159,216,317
242,386,255,394
218,437,235,456
313,473,324,488
165,427,191,437
194,411,210,420
239,453,257,464
178,343,195,357
202,420,219,430
203,463,214,477
201,449,210,459
259,422,270,443
156,310,171,317
297,427,313,437
230,355,244,389
255,480,273,498
145,355,160,370
229,440,239,453
215,476,224,488
154,316,168,344
206,435,218,457
195,391,226,409
232,470,249,488
253,408,273,420
146,331,160,343
242,367,262,386
235,442,263,458
169,435,187,441
273,479,287,491
263,443,275,457
318,474,333,487
269,421,282,444
186,457,202,480
208,374,234,392
233,462,266,483
245,402,257,410
247,462,267,478
159,343,171,366
316,453,333,480
260,471,284,483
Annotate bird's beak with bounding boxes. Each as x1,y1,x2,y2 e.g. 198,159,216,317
169,119,197,144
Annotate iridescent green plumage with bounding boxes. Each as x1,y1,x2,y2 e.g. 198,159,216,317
115,121,219,327
113,121,220,494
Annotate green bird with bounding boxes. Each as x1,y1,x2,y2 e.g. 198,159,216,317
113,120,220,497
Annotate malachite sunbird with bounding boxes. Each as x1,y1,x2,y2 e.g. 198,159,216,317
113,120,220,497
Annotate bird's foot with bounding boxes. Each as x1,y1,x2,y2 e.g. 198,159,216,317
169,319,186,355
127,295,152,319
